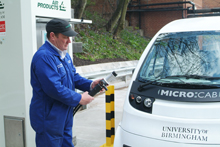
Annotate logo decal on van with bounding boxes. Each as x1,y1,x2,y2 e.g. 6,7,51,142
161,126,208,142
158,89,219,99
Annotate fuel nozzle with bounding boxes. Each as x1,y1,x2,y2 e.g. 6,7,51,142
88,71,117,96
105,71,117,84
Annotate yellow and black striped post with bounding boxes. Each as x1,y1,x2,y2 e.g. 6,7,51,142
100,85,115,147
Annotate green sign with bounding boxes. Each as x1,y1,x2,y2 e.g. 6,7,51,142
0,1,4,9
37,0,66,11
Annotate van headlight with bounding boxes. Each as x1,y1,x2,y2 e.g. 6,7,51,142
144,98,152,108
129,93,155,113
136,96,142,103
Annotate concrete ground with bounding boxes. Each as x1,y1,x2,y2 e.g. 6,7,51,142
72,87,128,147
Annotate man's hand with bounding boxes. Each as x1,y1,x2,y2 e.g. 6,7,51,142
91,79,106,92
91,79,102,89
79,91,94,105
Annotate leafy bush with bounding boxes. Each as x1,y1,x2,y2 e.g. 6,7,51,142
74,27,150,61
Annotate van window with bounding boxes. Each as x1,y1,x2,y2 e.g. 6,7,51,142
138,31,220,86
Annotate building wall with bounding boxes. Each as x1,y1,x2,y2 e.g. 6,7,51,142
203,0,220,8
128,0,184,37
192,0,203,9
142,11,182,37
86,0,116,20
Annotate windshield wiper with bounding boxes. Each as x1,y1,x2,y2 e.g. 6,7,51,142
166,75,220,80
138,76,186,91
138,75,220,92
138,80,158,91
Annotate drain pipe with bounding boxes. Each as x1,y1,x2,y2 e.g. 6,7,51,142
128,1,195,18
139,0,141,29
128,1,195,10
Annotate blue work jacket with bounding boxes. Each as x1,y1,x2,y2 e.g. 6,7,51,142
30,41,92,146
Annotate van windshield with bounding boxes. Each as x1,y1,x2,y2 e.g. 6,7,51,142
138,31,220,87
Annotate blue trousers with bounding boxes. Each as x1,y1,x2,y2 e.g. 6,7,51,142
35,107,74,147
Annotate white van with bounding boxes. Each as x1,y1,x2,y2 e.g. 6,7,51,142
114,16,220,147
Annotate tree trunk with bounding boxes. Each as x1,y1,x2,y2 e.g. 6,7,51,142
105,0,125,32
74,0,87,19
113,0,130,37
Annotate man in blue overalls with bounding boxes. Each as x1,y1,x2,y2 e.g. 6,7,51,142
30,18,101,147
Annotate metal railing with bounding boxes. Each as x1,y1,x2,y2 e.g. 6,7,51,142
76,66,135,94
80,66,135,81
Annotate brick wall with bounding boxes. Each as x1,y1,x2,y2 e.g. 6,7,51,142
203,0,220,8
86,0,116,19
142,11,182,37
128,0,184,37
192,0,203,9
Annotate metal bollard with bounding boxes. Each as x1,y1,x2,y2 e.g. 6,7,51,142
100,85,115,147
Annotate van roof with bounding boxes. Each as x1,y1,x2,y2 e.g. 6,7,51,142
159,16,220,34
